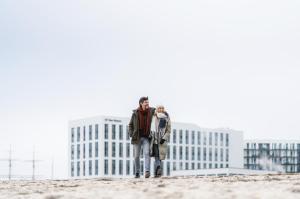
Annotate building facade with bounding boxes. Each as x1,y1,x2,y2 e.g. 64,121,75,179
68,115,243,179
244,140,300,173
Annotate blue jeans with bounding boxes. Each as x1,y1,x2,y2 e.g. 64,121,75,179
153,144,161,169
134,137,150,174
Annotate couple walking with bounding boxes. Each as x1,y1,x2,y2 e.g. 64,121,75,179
128,96,171,178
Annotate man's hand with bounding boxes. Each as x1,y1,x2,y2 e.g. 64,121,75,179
160,139,166,144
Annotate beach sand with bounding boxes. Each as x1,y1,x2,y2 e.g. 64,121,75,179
1,174,300,199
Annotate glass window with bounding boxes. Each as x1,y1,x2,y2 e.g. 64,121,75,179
226,133,229,147
215,132,218,146
197,131,201,145
77,127,80,142
126,125,130,140
71,163,74,177
185,130,189,144
185,146,189,160
220,133,224,146
179,146,183,160
209,132,212,145
112,124,116,140
71,145,74,160
173,129,177,144
204,132,207,145
126,143,130,158
77,144,80,159
112,142,116,157
119,143,123,157
192,131,195,145
203,148,207,161
83,126,86,141
197,147,201,161
95,142,98,158
83,144,85,159
112,160,116,175
126,160,130,175
83,161,85,176
209,148,212,161
119,125,123,140
89,160,92,176
119,160,123,175
167,162,170,176
215,148,218,161
77,161,80,176
191,147,195,160
173,146,176,160
89,143,92,158
173,162,176,171
95,124,99,139
179,130,183,144
71,128,75,143
220,148,224,161
226,148,229,162
89,125,92,140
95,160,98,175
104,159,108,175
104,142,108,157
104,124,109,139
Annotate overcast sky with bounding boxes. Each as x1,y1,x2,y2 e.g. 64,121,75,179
0,0,299,179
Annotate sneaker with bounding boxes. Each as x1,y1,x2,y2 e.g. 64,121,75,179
145,171,150,178
135,173,140,178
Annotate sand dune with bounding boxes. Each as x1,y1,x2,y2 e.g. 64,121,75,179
1,174,300,199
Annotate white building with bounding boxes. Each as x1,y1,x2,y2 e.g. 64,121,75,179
244,140,300,173
68,115,244,179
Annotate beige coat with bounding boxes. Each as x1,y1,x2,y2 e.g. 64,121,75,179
150,112,171,160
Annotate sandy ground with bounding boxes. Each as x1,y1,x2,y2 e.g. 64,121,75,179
1,174,300,199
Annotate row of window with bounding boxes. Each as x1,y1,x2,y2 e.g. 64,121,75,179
246,143,300,150
71,159,230,177
71,124,230,147
71,142,229,162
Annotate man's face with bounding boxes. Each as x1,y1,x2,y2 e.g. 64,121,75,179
141,100,149,110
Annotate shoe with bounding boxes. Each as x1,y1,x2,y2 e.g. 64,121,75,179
135,173,140,178
145,171,150,178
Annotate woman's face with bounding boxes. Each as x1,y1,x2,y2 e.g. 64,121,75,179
157,107,164,113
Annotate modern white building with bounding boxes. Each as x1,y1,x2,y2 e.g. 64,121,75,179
68,115,244,179
244,140,300,173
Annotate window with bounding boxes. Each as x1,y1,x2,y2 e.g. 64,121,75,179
71,128,75,143
83,144,85,159
215,148,218,161
119,143,123,157
197,163,201,169
126,143,130,158
95,124,99,139
89,125,92,140
126,160,130,175
71,145,74,160
191,147,195,160
179,146,183,160
95,142,98,158
112,142,116,157
95,160,98,175
112,124,116,140
220,133,224,146
104,124,109,139
185,162,189,170
209,148,212,161
192,131,195,145
77,144,80,159
126,125,130,140
119,125,123,140
209,132,212,145
77,127,80,142
185,147,189,160
104,142,108,157
83,126,86,141
119,160,123,175
197,131,201,145
167,146,170,159
104,159,108,175
215,132,218,146
173,162,177,171
173,129,177,144
185,130,189,144
226,133,229,147
83,161,85,176
197,147,201,161
203,133,207,145
89,143,92,158
173,146,177,160
203,148,207,161
77,161,80,176
191,163,195,170
220,148,224,161
89,160,92,176
179,130,183,144
226,148,229,162
112,160,116,175
167,162,170,176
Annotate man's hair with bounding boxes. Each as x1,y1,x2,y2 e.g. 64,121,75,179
139,96,149,105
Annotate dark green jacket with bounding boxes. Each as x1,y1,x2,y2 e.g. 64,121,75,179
128,107,156,144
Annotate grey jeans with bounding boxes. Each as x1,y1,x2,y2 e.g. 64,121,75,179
133,137,150,174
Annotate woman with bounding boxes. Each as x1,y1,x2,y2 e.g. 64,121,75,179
150,105,171,177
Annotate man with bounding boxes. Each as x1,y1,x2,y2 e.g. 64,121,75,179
128,96,156,178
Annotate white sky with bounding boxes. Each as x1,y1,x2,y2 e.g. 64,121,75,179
0,0,299,179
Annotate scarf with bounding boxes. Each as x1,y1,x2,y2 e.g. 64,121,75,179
138,107,151,137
